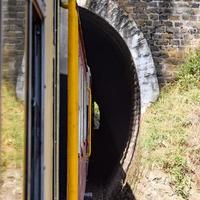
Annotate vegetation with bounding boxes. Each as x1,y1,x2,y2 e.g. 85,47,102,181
1,81,25,172
177,49,200,90
137,49,200,199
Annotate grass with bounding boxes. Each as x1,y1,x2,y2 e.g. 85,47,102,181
1,81,25,172
137,49,200,199
177,49,200,90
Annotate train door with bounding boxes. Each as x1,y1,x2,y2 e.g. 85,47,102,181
31,8,43,200
26,4,44,200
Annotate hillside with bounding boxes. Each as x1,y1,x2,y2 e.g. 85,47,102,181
128,49,200,200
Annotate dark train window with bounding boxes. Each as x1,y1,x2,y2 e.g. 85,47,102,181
25,5,44,200
29,7,44,200
59,7,68,200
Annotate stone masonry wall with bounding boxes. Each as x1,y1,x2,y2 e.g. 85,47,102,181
3,0,25,100
83,0,160,111
118,0,200,83
2,0,25,86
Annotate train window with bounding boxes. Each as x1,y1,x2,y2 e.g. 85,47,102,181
0,1,27,199
83,79,87,143
59,7,68,200
79,64,85,151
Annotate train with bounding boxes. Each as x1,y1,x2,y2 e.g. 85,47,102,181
59,4,92,199
0,0,140,200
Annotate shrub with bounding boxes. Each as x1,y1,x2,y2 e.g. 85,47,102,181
177,49,200,90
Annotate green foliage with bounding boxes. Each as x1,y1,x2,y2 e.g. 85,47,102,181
1,81,25,171
139,84,194,198
177,49,200,90
138,48,200,199
163,153,191,199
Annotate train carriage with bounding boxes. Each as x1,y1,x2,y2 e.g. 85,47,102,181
59,8,92,198
0,0,140,200
0,1,92,199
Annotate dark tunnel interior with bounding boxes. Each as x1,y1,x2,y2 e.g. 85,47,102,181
79,7,135,186
59,7,139,199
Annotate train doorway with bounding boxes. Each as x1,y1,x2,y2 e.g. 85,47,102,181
26,6,44,200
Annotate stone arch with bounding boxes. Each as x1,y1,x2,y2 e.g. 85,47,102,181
79,7,140,199
78,0,159,111
77,0,160,199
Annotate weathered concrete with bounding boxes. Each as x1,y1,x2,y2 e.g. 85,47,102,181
78,0,160,111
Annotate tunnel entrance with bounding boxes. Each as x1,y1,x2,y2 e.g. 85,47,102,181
79,7,140,199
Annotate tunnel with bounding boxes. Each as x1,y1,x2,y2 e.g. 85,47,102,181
79,7,141,199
